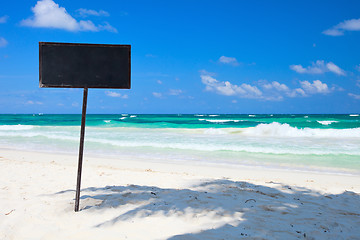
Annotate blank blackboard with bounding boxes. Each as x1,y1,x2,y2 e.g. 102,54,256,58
39,42,131,89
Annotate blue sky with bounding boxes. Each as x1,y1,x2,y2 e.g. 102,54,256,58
1,0,360,114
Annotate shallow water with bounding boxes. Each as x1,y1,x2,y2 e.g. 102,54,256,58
1,114,359,174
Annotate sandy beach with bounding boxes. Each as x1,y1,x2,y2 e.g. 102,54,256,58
1,149,359,239
2,0,360,239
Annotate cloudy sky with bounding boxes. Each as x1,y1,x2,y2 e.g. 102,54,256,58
1,0,360,114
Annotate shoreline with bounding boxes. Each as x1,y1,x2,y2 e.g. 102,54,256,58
1,149,360,239
1,148,360,197
1,146,359,177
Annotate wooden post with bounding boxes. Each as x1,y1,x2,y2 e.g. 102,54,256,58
75,88,88,212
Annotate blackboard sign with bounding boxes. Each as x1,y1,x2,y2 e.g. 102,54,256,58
39,42,131,89
39,42,131,211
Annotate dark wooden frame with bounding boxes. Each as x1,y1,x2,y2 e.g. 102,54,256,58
39,42,131,89
39,42,131,212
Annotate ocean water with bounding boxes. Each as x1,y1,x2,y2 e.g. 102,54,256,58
0,114,359,174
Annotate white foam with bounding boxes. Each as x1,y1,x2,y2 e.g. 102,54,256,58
130,115,137,118
242,122,360,138
203,128,227,135
119,117,127,120
317,120,338,125
104,120,111,123
209,115,219,117
2,123,359,157
200,119,240,123
249,115,256,117
0,128,78,139
350,114,359,117
84,136,359,155
0,125,34,131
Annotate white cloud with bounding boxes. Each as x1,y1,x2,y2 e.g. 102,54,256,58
290,60,345,76
98,22,118,33
168,89,183,96
289,64,307,74
262,80,332,98
348,93,360,100
0,37,8,47
290,60,326,74
218,56,239,66
152,92,162,98
291,88,307,97
199,69,216,76
105,91,120,97
77,8,109,17
21,0,79,31
326,62,346,76
79,20,98,31
323,18,360,36
0,15,8,23
201,74,262,99
21,0,117,32
338,18,360,31
322,28,344,36
26,100,43,105
299,80,332,94
201,71,337,101
262,81,289,92
105,91,128,98
259,81,306,98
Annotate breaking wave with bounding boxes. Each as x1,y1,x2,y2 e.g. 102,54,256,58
241,122,360,138
0,125,34,131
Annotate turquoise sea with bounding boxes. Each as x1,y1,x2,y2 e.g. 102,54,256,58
1,114,359,174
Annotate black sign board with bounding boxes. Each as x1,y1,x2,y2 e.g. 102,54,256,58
39,42,131,89
39,42,131,212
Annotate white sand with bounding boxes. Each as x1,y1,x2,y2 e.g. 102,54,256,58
1,149,360,239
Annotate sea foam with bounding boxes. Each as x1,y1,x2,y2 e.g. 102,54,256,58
203,128,228,135
242,122,360,138
199,119,241,123
0,125,34,131
317,120,338,125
